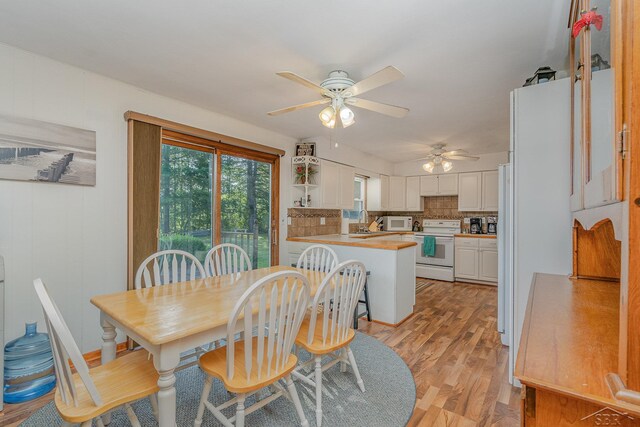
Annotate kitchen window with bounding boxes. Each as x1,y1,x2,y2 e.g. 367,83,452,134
343,175,367,222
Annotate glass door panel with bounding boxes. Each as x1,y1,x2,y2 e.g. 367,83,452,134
159,143,214,265
220,154,272,269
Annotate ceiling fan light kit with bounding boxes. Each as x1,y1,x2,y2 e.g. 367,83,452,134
268,66,409,128
418,144,480,173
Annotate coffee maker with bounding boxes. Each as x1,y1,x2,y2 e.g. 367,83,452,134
487,217,497,234
469,217,482,234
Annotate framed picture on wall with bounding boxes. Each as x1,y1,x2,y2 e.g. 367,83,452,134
295,142,316,157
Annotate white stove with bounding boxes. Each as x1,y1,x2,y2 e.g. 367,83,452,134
414,219,460,282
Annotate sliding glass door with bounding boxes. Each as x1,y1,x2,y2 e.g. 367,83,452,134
220,154,272,268
158,135,279,269
159,143,214,265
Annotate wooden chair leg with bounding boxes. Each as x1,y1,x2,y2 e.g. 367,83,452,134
124,403,141,427
285,374,310,427
364,280,372,321
195,376,213,427
149,393,158,419
340,348,347,372
236,393,246,427
314,356,323,427
96,417,106,427
347,347,365,393
81,421,92,427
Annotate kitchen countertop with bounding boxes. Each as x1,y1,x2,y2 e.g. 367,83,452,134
287,234,417,250
454,234,497,239
349,231,414,239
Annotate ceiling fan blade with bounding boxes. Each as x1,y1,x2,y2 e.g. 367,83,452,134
442,149,471,157
443,154,480,161
346,98,409,118
416,155,435,161
267,99,330,116
343,66,405,97
276,71,331,96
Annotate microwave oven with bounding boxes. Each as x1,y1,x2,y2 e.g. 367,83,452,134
381,216,413,231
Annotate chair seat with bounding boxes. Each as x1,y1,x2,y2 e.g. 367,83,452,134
54,349,159,423
295,315,355,355
199,337,298,393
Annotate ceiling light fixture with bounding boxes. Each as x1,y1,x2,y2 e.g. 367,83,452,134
442,160,453,172
339,106,355,128
422,161,435,173
319,106,335,124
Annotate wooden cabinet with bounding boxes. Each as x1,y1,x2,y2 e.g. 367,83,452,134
420,174,458,196
338,164,355,210
481,171,499,211
405,176,424,211
458,172,483,211
454,237,497,284
367,174,389,211
320,160,340,209
388,176,407,210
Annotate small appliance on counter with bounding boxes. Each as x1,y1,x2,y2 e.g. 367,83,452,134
487,217,497,234
412,221,421,232
381,216,413,232
469,217,482,234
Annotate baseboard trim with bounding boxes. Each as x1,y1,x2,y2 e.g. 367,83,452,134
82,342,128,363
371,313,414,328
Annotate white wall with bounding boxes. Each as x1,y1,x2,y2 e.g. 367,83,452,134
511,78,573,375
0,44,301,352
392,151,508,176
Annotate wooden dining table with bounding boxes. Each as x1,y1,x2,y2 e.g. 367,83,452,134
91,265,328,427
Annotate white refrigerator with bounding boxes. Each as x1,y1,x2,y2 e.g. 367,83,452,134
497,163,512,350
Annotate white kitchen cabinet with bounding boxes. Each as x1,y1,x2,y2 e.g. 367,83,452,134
388,176,407,210
419,175,439,196
479,248,499,282
481,170,499,212
405,176,424,211
438,174,459,195
455,246,479,280
420,174,459,196
367,174,389,211
458,172,483,211
320,160,340,209
338,164,355,210
454,237,497,284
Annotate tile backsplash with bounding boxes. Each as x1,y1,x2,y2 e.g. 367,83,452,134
287,208,341,237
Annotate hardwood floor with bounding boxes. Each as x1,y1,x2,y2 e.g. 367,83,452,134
0,278,520,427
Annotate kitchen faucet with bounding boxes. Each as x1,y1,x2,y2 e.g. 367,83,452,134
358,209,369,233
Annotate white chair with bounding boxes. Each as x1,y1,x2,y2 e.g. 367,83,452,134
134,250,207,368
204,243,252,277
292,260,367,427
194,271,311,427
134,249,205,289
296,244,338,273
33,279,159,427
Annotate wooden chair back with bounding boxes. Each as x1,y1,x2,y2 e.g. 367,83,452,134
204,244,252,277
306,260,367,347
226,271,310,381
33,279,103,407
296,244,338,273
134,250,205,289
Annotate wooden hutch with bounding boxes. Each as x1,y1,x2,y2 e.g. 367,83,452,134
515,0,640,425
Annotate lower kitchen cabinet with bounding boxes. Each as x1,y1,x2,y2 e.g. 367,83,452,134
454,237,497,285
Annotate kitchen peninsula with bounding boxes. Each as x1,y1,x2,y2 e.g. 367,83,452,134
287,233,417,326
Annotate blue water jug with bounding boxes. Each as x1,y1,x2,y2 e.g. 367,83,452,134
3,322,56,403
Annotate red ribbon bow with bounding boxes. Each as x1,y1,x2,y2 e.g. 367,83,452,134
572,9,604,38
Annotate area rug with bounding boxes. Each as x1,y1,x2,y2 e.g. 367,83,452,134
20,332,415,427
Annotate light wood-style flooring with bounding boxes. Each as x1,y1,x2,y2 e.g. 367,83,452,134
0,279,520,427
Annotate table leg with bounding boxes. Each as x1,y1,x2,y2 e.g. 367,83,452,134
100,313,117,425
154,349,180,427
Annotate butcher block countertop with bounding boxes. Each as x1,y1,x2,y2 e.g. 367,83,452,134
287,234,416,250
514,273,640,415
349,231,414,239
454,234,497,239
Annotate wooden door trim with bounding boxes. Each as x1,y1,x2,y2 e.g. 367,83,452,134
125,111,285,157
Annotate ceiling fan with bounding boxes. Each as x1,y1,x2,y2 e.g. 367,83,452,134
417,144,480,173
267,66,409,128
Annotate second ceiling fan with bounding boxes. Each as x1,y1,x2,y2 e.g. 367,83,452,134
268,66,409,128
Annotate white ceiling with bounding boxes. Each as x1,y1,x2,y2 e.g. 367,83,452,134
0,1,570,163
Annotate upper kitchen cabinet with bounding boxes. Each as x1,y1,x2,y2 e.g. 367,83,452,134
320,159,340,209
458,171,498,212
367,174,389,211
406,176,424,211
420,174,458,196
338,164,355,210
388,176,407,210
570,0,624,210
481,171,499,211
458,172,482,211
